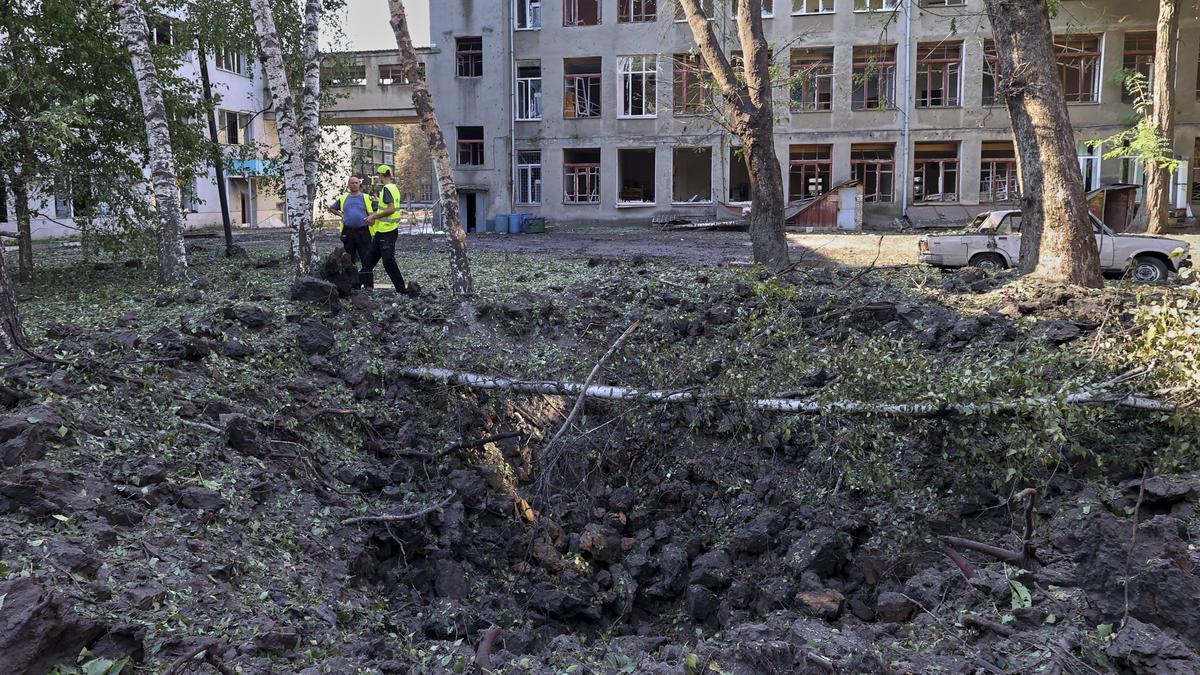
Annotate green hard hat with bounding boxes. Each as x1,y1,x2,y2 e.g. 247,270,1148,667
376,164,392,175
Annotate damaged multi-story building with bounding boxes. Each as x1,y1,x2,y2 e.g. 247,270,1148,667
315,1,1200,229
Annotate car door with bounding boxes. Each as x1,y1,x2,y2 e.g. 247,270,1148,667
994,212,1022,265
1091,215,1117,269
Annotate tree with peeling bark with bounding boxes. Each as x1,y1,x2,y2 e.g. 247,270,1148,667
983,0,1103,287
249,0,316,276
385,0,475,302
677,0,789,272
301,0,323,208
0,248,28,355
114,0,189,284
1136,0,1180,235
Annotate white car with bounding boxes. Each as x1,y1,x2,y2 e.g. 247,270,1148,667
918,209,1191,282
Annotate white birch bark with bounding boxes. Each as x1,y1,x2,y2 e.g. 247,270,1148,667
250,0,316,276
301,0,323,206
114,0,189,283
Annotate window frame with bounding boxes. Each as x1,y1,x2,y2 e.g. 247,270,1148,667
982,39,1003,106
790,48,834,112
853,0,897,11
1055,34,1103,104
455,37,484,78
912,143,960,204
671,146,714,204
564,0,602,26
515,0,543,29
915,42,962,108
851,145,895,203
788,145,833,201
564,58,603,118
674,0,715,21
672,53,711,116
516,150,543,205
792,0,834,15
852,45,897,110
215,48,251,77
618,55,658,118
617,0,657,23
516,61,543,120
979,142,1020,203
1122,31,1156,103
455,126,486,167
564,150,602,204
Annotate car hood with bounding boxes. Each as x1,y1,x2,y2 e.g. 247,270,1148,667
1119,235,1190,246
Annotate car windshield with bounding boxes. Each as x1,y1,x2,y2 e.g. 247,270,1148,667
970,214,989,230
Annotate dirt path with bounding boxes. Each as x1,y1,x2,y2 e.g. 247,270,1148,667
231,225,924,268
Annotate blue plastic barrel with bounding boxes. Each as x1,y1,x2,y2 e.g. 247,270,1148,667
495,214,510,234
509,213,524,234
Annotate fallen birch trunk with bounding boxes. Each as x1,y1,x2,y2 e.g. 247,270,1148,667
397,367,1175,416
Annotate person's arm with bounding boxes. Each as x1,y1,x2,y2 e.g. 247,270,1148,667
370,188,398,222
326,198,343,218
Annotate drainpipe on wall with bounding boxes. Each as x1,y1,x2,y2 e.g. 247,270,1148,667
899,0,913,217
508,2,517,211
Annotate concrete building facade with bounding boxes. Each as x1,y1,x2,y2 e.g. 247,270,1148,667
328,0,1200,229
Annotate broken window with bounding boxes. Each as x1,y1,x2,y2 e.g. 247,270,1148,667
916,42,961,108
619,55,657,117
982,39,1002,106
854,0,896,9
729,147,751,202
618,149,656,204
788,145,832,201
1122,31,1155,103
1056,34,1101,103
516,0,542,29
378,63,423,85
675,0,714,20
1077,141,1102,191
672,147,713,203
516,62,543,120
455,37,483,77
618,0,656,22
219,110,252,145
215,48,250,76
564,148,601,204
979,141,1020,203
852,45,896,110
913,142,959,203
851,143,894,203
456,126,485,166
792,0,834,15
149,16,175,46
673,53,711,115
516,150,542,205
732,0,774,17
564,57,602,118
790,48,833,112
564,0,600,26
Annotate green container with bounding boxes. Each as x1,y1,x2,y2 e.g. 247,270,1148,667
525,217,547,234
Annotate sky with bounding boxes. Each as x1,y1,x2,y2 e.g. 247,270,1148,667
332,0,431,51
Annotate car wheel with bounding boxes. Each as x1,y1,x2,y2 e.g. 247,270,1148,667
969,253,1008,272
1130,256,1169,283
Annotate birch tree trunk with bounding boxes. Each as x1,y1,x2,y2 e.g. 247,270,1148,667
1143,0,1180,235
301,0,323,206
984,0,1103,288
114,0,189,284
250,0,315,276
387,0,475,300
680,0,789,271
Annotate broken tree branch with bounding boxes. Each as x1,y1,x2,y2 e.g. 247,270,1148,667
340,492,454,526
397,367,1175,416
962,613,1016,638
163,639,232,675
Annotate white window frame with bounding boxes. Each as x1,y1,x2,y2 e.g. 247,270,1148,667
674,0,715,22
853,0,896,11
516,150,542,205
1077,141,1102,191
792,0,834,14
515,0,542,29
618,55,657,118
516,62,543,120
215,49,250,77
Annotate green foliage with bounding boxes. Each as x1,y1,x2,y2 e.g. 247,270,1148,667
1098,71,1177,173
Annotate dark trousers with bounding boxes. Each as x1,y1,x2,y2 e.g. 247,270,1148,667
361,229,406,291
340,226,372,264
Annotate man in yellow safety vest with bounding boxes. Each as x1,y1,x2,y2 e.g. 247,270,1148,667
325,177,374,287
363,164,412,295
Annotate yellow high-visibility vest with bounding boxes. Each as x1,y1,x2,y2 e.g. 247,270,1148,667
337,192,375,236
374,184,403,233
